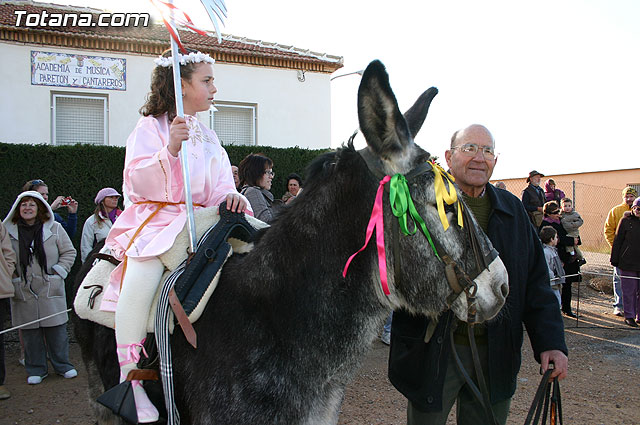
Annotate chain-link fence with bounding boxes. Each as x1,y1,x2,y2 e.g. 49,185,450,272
497,179,625,255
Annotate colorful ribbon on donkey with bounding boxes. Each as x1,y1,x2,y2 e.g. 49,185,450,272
389,174,440,260
342,161,465,296
431,161,464,231
342,176,392,295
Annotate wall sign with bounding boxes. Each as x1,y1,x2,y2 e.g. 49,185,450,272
31,50,126,91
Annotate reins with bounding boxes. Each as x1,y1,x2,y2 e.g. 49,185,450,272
524,366,562,425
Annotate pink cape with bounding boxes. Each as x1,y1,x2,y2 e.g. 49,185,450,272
100,114,249,311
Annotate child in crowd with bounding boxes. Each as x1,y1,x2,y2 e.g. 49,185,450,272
540,226,564,307
560,198,586,265
99,49,249,423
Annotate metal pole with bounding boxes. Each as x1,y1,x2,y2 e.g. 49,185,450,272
169,1,197,254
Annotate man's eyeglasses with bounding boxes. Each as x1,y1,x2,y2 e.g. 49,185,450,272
264,170,275,177
451,143,497,160
549,210,560,215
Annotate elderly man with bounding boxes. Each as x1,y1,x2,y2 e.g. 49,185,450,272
521,170,546,227
388,124,568,425
604,186,638,316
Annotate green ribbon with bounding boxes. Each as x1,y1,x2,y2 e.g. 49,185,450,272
389,174,440,259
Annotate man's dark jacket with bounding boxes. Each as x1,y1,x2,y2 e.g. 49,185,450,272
388,184,568,412
521,184,545,213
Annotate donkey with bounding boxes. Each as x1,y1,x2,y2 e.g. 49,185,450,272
72,59,508,425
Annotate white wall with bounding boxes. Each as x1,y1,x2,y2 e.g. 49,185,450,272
0,42,332,149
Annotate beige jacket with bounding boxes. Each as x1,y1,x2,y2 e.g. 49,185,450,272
0,221,17,299
3,191,77,328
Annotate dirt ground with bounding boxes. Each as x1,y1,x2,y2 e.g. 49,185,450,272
1,271,639,425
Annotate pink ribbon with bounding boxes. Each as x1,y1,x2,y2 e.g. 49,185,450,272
117,338,149,367
149,0,210,53
343,175,391,295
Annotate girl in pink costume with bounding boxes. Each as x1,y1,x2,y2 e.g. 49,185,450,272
102,50,248,423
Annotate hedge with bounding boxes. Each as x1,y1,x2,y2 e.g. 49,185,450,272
0,141,329,250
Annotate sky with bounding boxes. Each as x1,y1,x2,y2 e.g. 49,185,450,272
37,0,640,179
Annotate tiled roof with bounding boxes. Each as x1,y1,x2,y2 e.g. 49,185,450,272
0,1,343,73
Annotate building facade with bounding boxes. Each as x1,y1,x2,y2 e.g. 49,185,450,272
0,1,343,149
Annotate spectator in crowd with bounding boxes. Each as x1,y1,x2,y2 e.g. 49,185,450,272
610,197,640,327
560,198,586,265
540,225,564,307
80,188,122,263
604,186,638,316
282,173,303,204
3,191,77,385
231,165,240,191
239,154,276,223
389,124,567,425
540,201,580,317
521,170,546,227
494,181,507,190
544,178,565,204
0,221,17,400
22,179,78,239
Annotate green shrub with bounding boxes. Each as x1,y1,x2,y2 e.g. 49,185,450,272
0,142,329,283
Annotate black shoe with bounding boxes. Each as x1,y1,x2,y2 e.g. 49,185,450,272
562,310,577,318
576,258,587,267
624,318,639,328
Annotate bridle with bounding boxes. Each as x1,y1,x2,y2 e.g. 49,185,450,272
356,147,498,316
354,147,501,425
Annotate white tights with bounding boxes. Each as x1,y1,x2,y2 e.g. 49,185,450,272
115,256,164,423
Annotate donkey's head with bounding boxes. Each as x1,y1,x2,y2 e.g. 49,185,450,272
356,60,508,323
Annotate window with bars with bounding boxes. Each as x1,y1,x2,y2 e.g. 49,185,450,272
52,93,108,145
208,103,256,146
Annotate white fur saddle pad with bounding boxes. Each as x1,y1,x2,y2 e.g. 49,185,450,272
73,206,268,333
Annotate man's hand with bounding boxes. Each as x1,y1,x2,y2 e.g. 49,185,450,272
540,350,568,381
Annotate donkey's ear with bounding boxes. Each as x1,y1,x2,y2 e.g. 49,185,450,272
404,87,438,139
357,60,412,159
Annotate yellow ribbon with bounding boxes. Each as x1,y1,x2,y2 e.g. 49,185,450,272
431,161,464,231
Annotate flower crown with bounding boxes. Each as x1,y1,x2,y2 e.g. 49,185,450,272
154,51,215,68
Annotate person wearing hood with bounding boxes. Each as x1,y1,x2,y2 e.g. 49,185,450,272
80,188,122,263
543,178,566,204
610,197,640,327
2,191,77,385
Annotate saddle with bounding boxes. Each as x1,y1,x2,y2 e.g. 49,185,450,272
174,201,257,315
74,204,268,333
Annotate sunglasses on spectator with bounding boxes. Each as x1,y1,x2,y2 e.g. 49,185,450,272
264,170,275,177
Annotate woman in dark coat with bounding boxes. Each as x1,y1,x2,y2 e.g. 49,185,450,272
539,201,579,317
610,198,640,327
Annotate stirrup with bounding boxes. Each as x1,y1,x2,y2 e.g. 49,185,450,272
97,339,158,424
97,380,139,424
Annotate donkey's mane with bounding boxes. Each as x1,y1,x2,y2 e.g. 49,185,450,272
303,140,357,193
